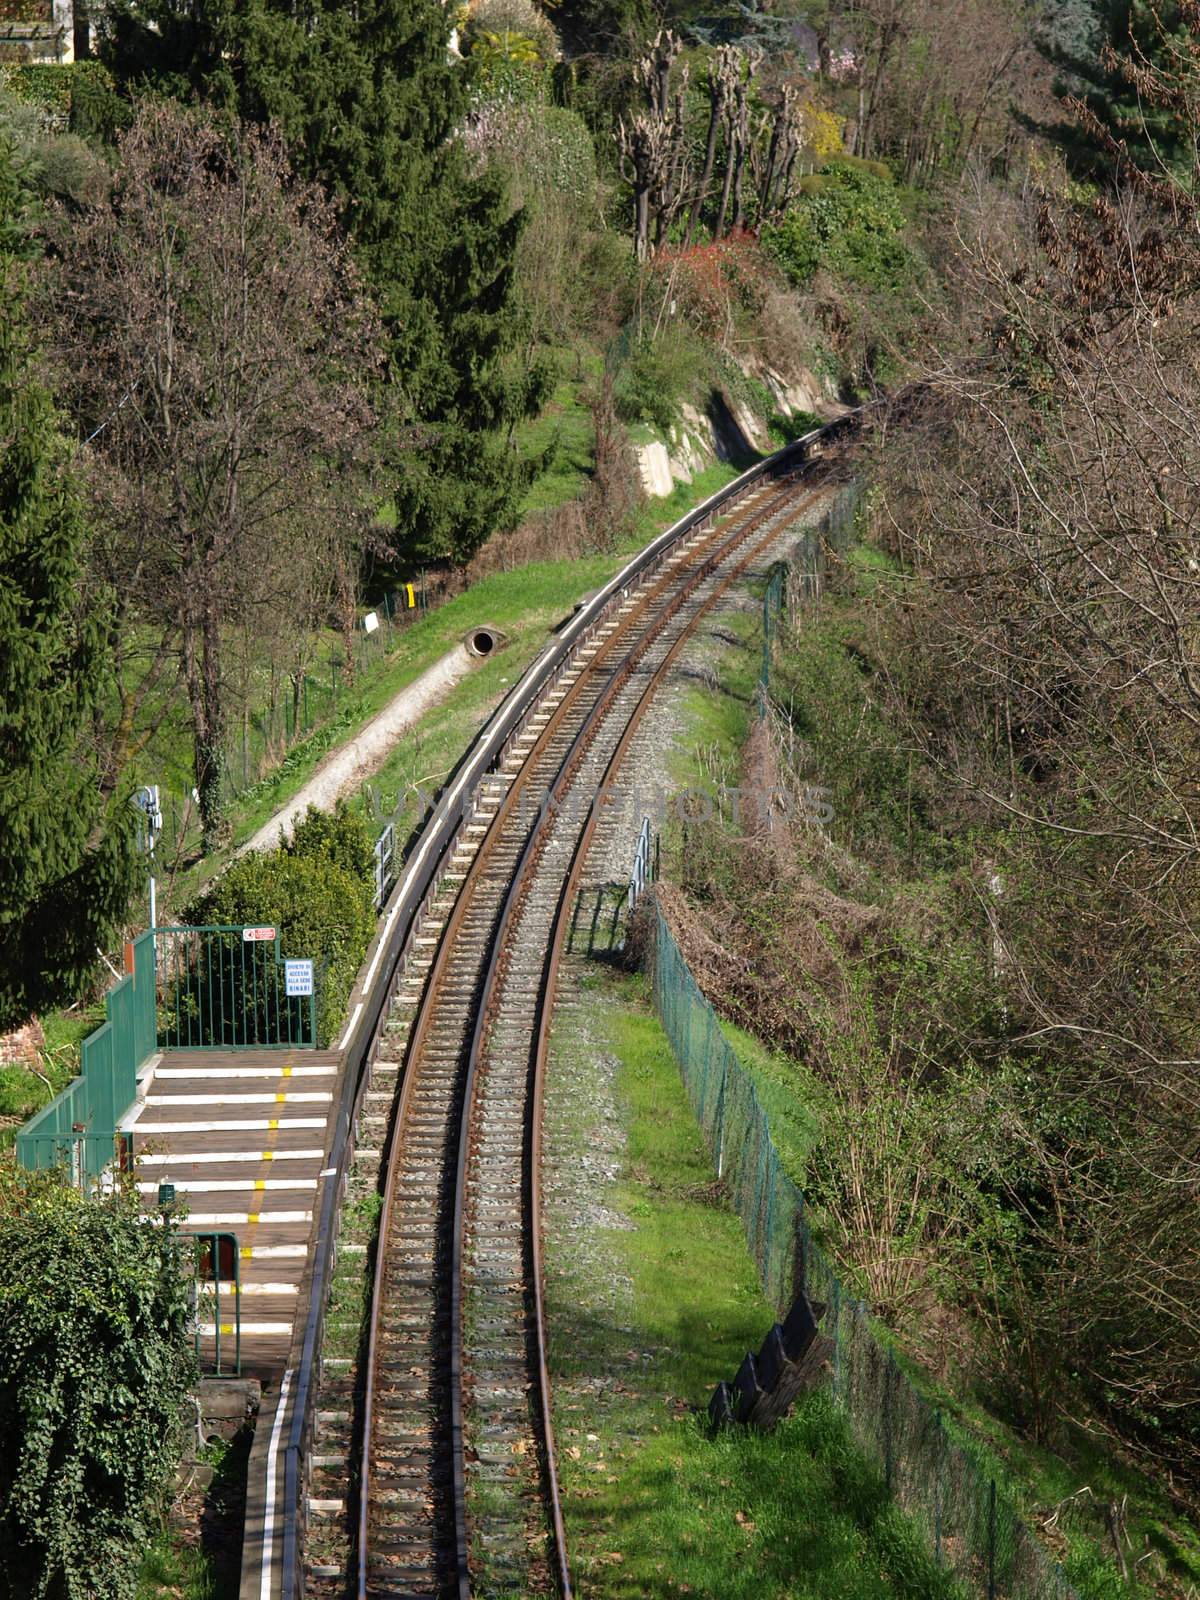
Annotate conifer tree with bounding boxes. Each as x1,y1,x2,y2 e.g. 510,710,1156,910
100,0,550,567
1037,0,1190,174
0,140,136,1029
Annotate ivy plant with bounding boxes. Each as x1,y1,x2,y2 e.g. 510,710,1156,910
0,1172,195,1600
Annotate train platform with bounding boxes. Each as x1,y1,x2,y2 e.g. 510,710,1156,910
122,1048,342,1380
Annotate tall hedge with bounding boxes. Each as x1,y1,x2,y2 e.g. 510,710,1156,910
189,803,376,1046
0,1173,195,1600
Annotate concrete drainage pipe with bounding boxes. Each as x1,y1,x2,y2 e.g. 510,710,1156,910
466,625,505,658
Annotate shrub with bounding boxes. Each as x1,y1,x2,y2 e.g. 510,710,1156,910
31,130,107,204
0,1172,195,1600
611,325,707,435
288,799,375,884
0,60,119,130
190,804,375,1046
651,232,774,346
760,207,820,287
463,97,595,203
763,160,914,292
463,0,559,58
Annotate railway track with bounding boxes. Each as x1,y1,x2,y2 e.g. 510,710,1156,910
354,467,833,1600
247,419,859,1600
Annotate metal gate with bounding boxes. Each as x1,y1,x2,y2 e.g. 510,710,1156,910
155,926,317,1050
187,1230,242,1376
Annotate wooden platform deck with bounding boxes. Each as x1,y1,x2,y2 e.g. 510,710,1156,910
123,1048,342,1381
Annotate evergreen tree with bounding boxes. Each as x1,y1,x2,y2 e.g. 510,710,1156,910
1035,0,1191,174
0,140,136,1029
99,0,550,567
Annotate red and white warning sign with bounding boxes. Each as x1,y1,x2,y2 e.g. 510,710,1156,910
242,926,277,942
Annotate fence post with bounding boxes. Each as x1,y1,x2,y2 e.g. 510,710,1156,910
713,1057,727,1181
884,1350,895,1494
934,1413,943,1566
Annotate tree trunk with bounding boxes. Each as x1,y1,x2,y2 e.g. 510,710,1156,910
759,104,784,218
714,113,736,239
732,84,750,231
195,598,229,850
635,186,651,259
686,83,724,247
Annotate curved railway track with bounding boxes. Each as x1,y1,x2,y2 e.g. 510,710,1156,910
250,419,860,1600
355,468,834,1599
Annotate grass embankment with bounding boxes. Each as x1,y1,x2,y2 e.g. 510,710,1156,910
659,539,1200,1598
512,350,600,517
546,970,962,1600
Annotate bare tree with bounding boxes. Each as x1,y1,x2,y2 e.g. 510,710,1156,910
46,102,379,848
872,149,1200,1463
684,45,739,248
619,31,691,260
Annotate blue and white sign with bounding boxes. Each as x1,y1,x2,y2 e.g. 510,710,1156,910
285,959,314,998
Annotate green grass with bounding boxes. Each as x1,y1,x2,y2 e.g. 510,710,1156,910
719,1018,822,1187
514,349,601,516
137,1423,250,1600
137,1532,220,1600
545,970,964,1600
926,1382,1200,1597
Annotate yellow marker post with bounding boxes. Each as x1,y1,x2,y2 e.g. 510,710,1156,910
406,582,416,609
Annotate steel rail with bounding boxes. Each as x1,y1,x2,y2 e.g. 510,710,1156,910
454,472,834,1599
358,471,812,1598
270,409,864,1600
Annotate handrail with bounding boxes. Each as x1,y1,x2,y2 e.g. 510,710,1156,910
272,409,865,1597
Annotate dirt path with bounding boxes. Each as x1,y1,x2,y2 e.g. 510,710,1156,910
238,642,478,855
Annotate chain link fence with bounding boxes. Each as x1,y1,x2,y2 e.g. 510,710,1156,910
650,875,1077,1600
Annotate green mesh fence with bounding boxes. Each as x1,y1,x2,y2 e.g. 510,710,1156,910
651,889,1077,1600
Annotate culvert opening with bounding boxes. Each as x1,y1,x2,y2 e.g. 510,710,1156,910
466,625,504,658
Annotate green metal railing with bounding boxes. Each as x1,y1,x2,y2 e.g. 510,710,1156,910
186,1230,243,1377
155,926,317,1050
17,923,318,1181
17,932,156,1181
